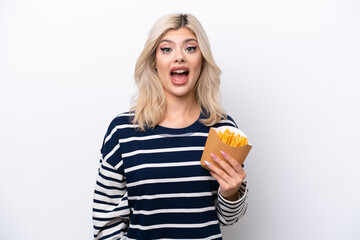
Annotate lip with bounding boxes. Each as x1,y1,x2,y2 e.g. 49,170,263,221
170,66,190,73
170,66,190,86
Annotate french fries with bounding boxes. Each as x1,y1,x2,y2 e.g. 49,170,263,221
217,128,248,147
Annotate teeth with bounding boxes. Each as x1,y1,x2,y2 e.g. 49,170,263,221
172,69,187,74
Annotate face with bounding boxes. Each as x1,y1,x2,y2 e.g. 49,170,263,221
155,28,202,99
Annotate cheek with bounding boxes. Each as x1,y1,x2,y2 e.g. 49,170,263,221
155,59,167,78
192,57,203,78
155,54,161,70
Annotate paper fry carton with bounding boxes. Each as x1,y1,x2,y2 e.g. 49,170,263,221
200,126,252,171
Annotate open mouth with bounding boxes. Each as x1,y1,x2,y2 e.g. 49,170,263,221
170,67,189,85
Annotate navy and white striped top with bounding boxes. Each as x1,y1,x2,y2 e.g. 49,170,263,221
93,112,248,240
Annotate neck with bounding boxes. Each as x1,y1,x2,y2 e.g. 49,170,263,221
159,92,200,128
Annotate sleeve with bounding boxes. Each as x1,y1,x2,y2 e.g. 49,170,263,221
215,181,248,225
93,124,130,239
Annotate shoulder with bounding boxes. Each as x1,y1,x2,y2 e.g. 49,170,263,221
103,111,135,137
108,112,134,127
213,114,238,129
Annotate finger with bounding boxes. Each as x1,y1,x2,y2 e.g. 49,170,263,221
210,153,239,183
211,153,238,177
204,158,232,185
220,151,243,174
209,170,229,188
213,152,247,182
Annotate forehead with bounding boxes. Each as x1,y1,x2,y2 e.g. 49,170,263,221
160,28,197,41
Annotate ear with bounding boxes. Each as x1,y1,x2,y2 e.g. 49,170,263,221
154,61,158,72
152,53,157,72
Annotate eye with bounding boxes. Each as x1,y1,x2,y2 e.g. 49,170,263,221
160,47,172,53
185,46,197,52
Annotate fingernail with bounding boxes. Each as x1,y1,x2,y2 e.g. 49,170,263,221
210,153,217,160
204,160,211,167
220,151,228,157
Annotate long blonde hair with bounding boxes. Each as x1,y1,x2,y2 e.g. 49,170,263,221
131,13,226,130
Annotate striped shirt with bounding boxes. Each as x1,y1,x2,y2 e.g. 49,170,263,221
93,112,248,240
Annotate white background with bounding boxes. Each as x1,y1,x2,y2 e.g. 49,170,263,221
1,0,359,239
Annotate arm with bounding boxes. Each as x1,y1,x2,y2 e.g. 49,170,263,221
93,159,130,239
93,125,130,239
204,151,249,225
216,181,248,225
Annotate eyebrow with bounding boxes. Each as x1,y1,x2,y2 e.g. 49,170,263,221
159,38,198,44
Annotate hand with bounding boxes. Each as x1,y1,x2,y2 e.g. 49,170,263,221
205,151,246,201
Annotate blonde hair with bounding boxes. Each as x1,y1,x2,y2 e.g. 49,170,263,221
131,13,226,130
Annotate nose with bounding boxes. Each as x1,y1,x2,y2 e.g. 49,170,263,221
174,57,185,63
174,51,186,63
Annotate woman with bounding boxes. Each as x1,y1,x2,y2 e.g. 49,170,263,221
93,13,248,240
